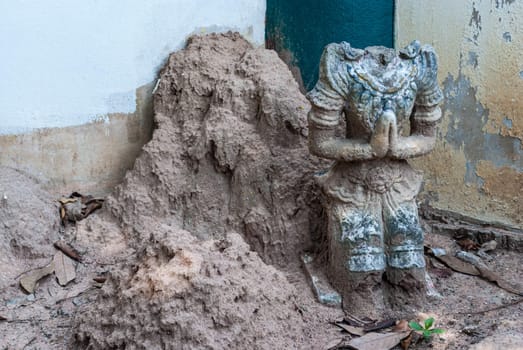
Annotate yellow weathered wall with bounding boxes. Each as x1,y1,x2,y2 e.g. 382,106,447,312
396,0,522,228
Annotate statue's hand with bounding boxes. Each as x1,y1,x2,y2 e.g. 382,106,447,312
371,110,396,158
388,112,411,159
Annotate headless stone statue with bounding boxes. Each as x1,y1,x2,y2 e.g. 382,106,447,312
307,40,443,316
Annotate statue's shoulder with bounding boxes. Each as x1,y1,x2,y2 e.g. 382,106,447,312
397,40,443,107
407,42,443,107
307,43,359,110
320,42,365,70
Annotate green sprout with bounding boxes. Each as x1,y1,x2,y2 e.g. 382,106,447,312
408,317,445,340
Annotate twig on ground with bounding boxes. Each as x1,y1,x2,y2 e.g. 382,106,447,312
55,287,97,305
54,240,82,262
454,297,523,315
22,337,37,349
363,318,397,332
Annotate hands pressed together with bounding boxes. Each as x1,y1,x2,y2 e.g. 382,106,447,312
370,109,402,159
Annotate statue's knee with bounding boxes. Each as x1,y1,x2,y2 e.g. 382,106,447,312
337,210,385,272
385,205,425,269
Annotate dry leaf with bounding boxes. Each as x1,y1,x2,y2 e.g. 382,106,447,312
323,338,344,350
455,251,523,296
480,240,497,252
19,261,55,293
400,332,413,350
64,200,84,222
59,193,104,223
416,312,429,322
456,238,479,251
335,322,365,336
93,276,107,284
54,240,82,261
346,331,410,350
394,320,410,332
60,206,66,221
53,251,76,286
83,198,103,217
58,197,77,205
476,266,523,296
433,254,480,276
344,314,372,327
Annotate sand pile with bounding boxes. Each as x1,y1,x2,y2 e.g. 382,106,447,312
75,228,312,349
103,34,328,265
0,167,60,286
103,32,324,267
72,32,335,349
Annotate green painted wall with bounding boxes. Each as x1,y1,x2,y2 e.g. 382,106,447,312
266,0,394,90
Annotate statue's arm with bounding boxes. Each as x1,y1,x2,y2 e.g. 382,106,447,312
308,106,392,161
388,105,441,159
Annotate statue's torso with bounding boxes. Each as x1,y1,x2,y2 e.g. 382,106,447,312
307,41,443,139
342,46,418,138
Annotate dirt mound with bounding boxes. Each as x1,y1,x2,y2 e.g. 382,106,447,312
75,228,311,349
72,32,335,349
105,31,324,267
0,166,60,286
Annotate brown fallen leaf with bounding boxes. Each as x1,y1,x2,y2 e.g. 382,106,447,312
53,251,76,286
456,238,479,251
394,320,410,333
60,206,66,222
400,332,413,350
480,240,497,252
455,251,523,296
93,276,107,284
346,331,410,350
58,197,77,205
476,266,523,296
54,240,82,262
63,200,84,222
343,314,372,327
19,261,55,293
83,198,104,217
334,322,365,336
59,192,104,224
432,254,480,276
323,338,345,350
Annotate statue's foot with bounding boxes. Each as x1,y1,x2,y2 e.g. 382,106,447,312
384,267,426,316
338,271,387,319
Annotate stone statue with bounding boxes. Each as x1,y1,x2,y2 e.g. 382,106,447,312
307,40,443,315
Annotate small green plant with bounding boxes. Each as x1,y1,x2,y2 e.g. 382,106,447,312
408,317,445,340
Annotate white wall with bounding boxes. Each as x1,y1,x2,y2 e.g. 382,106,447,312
0,0,265,134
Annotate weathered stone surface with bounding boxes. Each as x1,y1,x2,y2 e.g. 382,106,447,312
307,41,443,316
302,253,342,307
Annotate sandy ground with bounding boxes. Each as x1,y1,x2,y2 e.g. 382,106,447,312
1,33,521,350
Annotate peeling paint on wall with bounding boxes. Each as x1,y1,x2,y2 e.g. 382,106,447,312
444,73,522,175
397,0,523,228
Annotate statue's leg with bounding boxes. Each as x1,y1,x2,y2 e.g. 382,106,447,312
327,200,386,316
383,201,426,296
